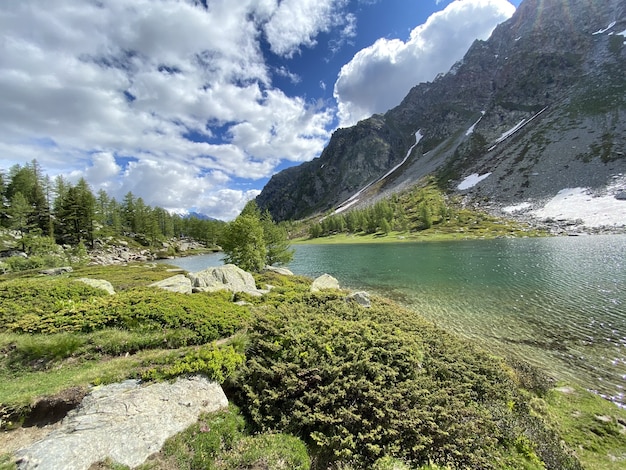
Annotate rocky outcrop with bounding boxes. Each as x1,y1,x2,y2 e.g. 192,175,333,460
89,246,153,266
75,278,115,295
188,264,262,295
346,291,371,308
263,265,294,276
14,376,228,470
149,274,193,294
310,274,340,292
39,267,72,276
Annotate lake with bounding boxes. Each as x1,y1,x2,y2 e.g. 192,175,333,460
164,235,626,407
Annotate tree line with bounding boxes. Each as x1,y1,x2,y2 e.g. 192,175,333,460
0,160,223,252
1,160,293,273
308,179,452,238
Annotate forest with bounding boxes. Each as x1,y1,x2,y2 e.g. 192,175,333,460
0,160,223,254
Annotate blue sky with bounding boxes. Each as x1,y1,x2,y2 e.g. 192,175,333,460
0,0,520,220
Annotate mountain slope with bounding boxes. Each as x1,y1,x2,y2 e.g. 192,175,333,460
257,0,626,224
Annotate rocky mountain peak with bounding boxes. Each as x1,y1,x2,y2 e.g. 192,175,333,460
257,0,626,225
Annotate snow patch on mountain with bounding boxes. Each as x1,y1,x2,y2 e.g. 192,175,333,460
458,172,492,190
530,176,626,227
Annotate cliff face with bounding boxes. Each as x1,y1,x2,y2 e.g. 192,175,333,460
257,0,626,221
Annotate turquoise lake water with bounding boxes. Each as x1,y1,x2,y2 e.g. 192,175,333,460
166,235,626,406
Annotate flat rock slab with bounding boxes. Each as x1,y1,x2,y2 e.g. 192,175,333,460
15,376,228,470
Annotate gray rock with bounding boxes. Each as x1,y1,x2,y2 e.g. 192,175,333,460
39,267,73,276
346,291,371,308
310,273,340,292
15,376,228,470
615,191,626,201
188,264,261,295
263,265,294,276
149,274,192,294
76,278,115,295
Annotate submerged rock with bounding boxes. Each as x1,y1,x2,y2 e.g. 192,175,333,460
15,376,228,470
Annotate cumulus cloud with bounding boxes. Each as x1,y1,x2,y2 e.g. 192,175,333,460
264,0,349,57
334,0,515,127
0,0,347,219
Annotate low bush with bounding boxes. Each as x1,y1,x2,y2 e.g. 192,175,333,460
231,292,581,469
5,288,250,342
0,278,107,329
142,344,245,383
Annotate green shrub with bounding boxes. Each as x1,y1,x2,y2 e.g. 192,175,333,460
231,293,580,469
0,278,108,330
5,288,250,341
142,344,245,383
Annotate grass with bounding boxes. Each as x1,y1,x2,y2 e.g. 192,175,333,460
544,386,626,470
0,348,165,411
293,224,544,245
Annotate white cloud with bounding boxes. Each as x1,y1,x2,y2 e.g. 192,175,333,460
82,153,122,187
334,0,516,127
0,0,342,219
263,0,349,57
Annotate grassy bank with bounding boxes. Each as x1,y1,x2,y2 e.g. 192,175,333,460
292,227,541,245
1,264,625,469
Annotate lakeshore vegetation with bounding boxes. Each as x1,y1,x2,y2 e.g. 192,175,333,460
1,264,626,469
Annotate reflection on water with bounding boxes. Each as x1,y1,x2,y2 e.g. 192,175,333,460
166,235,626,407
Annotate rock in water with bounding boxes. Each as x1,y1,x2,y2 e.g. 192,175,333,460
310,273,340,292
15,376,228,470
149,274,193,294
187,264,260,295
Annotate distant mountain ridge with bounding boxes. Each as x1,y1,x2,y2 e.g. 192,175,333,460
257,0,626,224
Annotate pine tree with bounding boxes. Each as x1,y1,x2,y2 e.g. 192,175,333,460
9,192,33,251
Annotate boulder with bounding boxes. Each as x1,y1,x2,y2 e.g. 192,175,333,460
39,267,73,276
76,278,116,295
149,274,192,294
263,265,294,276
187,264,260,295
310,273,340,292
346,291,371,308
14,376,228,470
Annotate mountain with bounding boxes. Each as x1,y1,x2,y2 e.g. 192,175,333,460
256,0,626,224
186,211,220,222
